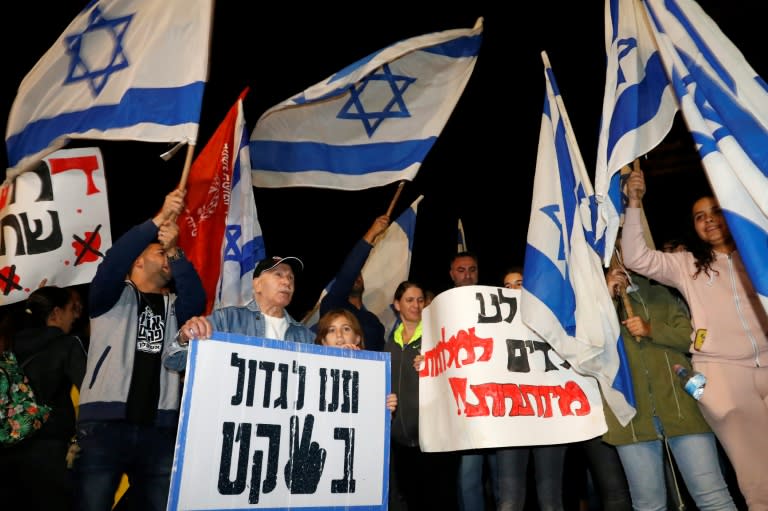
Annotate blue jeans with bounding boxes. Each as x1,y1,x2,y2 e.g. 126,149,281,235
458,450,497,511
74,421,177,511
496,445,567,511
616,423,736,511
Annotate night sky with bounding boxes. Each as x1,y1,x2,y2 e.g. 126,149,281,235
2,1,766,317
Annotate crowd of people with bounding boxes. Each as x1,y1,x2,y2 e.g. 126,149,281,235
1,167,765,510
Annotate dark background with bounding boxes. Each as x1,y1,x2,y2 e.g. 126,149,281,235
2,1,766,318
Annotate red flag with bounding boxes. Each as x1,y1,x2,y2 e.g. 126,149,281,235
178,88,249,314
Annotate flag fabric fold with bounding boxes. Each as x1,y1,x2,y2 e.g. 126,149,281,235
5,0,213,182
594,0,678,265
178,89,265,315
602,0,768,312
303,195,423,337
522,52,636,425
249,18,483,190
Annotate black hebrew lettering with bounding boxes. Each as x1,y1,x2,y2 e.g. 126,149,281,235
259,361,276,407
230,353,246,405
476,289,518,324
293,360,306,410
319,368,359,413
218,422,251,495
274,362,289,409
331,428,356,493
0,211,63,256
506,338,566,373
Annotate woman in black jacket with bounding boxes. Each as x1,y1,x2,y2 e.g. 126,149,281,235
385,281,459,511
0,286,87,511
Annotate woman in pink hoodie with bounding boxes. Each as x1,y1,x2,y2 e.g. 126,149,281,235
620,168,768,509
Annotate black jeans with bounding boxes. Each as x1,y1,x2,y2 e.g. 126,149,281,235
579,436,632,511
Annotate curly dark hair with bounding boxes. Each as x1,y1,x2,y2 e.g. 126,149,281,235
688,195,725,280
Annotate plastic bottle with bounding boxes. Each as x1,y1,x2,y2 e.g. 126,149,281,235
672,363,706,400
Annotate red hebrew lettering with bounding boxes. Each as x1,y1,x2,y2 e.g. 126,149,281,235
426,326,495,377
49,156,101,195
470,383,507,417
555,381,591,416
0,185,10,210
448,377,468,416
500,383,524,416
448,378,591,418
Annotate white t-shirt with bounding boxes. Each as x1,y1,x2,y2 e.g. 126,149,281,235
264,313,289,340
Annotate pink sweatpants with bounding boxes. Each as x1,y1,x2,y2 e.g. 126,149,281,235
694,360,768,510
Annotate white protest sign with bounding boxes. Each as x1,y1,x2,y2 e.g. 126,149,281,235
168,333,391,510
0,147,111,304
420,285,607,451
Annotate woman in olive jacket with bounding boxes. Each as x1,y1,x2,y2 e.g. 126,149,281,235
602,268,736,510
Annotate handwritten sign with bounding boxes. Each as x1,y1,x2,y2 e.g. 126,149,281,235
0,147,111,305
168,332,391,510
420,285,607,451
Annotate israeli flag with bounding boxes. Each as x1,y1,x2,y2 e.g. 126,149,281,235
215,101,266,310
622,0,768,312
522,52,635,425
303,195,423,337
249,19,482,190
5,0,213,182
594,0,678,265
457,218,468,253
362,195,423,336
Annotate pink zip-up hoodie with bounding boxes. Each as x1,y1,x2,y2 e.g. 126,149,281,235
621,208,768,367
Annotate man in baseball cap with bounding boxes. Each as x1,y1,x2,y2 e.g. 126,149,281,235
253,255,304,278
168,255,314,366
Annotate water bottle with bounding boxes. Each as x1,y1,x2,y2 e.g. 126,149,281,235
673,363,706,400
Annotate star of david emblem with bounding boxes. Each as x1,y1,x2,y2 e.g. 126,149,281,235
541,204,566,261
337,64,416,137
63,7,134,96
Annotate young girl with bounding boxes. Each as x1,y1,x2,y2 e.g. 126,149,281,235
621,169,768,509
315,308,396,412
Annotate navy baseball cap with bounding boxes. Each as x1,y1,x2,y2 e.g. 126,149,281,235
253,256,304,278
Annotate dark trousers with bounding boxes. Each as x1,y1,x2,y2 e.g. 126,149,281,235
390,441,460,511
0,437,74,511
74,421,176,511
578,436,632,511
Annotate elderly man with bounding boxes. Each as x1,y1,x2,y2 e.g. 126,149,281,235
176,256,314,347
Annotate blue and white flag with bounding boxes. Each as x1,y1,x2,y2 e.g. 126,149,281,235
607,0,768,313
249,19,482,190
457,218,469,253
522,52,635,425
215,104,266,310
594,0,678,265
362,195,423,336
303,195,423,337
5,0,213,182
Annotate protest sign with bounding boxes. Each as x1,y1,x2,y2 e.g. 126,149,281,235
169,333,391,510
0,147,110,304
420,285,607,451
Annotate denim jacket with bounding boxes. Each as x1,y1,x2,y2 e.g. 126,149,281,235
164,300,315,371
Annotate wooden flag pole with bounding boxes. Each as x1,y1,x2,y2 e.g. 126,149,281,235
610,249,641,342
386,181,406,217
177,143,196,191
